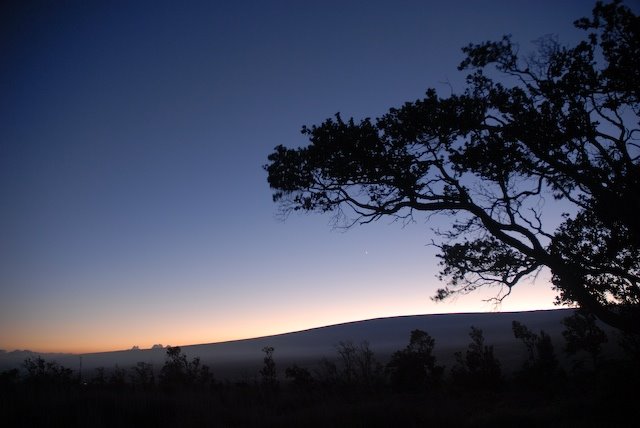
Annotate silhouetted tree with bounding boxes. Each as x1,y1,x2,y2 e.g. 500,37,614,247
159,346,213,390
335,341,357,385
89,367,106,387
190,358,215,389
259,346,277,388
335,340,383,388
353,341,383,388
313,357,338,387
386,329,444,392
108,365,127,390
130,361,155,390
451,326,502,388
22,357,74,388
285,364,314,389
562,311,608,370
265,1,640,335
160,346,187,390
512,321,560,381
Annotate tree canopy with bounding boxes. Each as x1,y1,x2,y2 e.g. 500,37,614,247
265,2,640,334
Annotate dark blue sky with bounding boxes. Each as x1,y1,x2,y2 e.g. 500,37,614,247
0,1,600,352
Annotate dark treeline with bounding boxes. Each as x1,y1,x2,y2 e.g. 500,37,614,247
1,313,637,427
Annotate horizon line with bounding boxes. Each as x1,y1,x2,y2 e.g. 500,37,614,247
2,307,572,356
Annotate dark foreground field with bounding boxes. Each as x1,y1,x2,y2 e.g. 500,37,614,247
2,312,637,427
1,368,637,428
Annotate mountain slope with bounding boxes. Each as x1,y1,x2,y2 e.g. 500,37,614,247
2,309,619,378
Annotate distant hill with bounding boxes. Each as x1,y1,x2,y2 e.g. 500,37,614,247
0,309,622,379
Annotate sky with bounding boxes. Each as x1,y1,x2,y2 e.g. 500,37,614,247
0,0,610,353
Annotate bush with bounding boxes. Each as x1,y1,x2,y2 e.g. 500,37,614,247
22,357,74,388
130,361,155,390
285,364,314,389
259,346,277,388
386,329,444,392
313,357,338,388
108,365,127,390
335,341,383,389
450,326,502,389
512,321,561,383
562,311,608,371
159,346,214,391
89,367,106,387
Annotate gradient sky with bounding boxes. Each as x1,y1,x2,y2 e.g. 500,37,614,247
1,0,608,353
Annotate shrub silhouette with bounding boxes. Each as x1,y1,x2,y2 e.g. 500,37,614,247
259,346,277,388
130,361,155,390
2,314,638,426
335,341,383,388
159,346,213,391
313,357,338,388
285,364,314,389
386,329,444,392
336,341,357,386
512,321,561,382
108,365,127,390
451,326,502,389
88,367,106,387
562,311,608,371
186,356,214,390
22,357,74,388
353,341,383,388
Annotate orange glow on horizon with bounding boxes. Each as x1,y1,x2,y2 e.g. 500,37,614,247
1,292,560,354
1,271,560,354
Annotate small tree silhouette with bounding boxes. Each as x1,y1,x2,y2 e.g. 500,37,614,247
89,367,106,387
354,341,382,388
386,329,444,392
313,357,338,388
285,364,314,389
23,357,74,388
335,341,357,385
259,346,277,388
562,311,608,371
130,362,155,390
512,321,560,382
108,365,127,390
160,346,187,390
159,346,213,391
451,326,502,389
335,340,382,388
189,357,214,390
